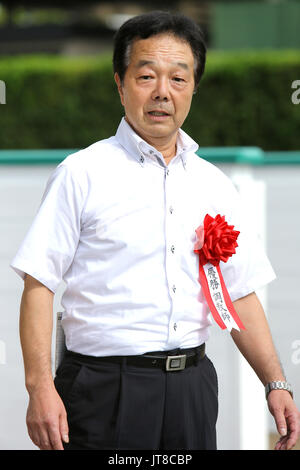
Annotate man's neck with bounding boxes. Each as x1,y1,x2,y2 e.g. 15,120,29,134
163,147,177,166
152,140,177,165
125,116,178,165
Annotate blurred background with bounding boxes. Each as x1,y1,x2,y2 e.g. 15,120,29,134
0,0,300,450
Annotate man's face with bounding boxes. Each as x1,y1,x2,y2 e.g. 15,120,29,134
115,33,195,147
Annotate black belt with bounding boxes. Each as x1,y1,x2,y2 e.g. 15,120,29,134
65,343,206,372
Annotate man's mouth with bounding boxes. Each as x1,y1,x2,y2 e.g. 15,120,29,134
148,111,170,117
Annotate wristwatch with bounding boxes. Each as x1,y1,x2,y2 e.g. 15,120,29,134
265,381,293,400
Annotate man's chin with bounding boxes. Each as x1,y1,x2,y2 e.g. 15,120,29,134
126,116,178,141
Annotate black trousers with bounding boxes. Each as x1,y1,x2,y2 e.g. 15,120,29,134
54,347,218,450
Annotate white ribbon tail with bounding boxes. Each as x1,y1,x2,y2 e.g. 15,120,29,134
203,263,241,332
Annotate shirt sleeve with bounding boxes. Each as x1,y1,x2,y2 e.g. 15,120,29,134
217,173,276,302
10,162,85,293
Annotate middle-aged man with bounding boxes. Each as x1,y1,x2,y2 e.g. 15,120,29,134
11,11,300,450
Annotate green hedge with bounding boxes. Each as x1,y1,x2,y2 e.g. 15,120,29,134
0,50,299,150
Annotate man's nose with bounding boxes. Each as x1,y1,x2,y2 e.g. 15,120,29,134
151,77,170,102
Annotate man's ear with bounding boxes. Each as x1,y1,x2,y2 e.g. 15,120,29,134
114,73,125,106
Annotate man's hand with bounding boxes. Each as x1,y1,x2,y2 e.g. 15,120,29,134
26,382,69,450
267,390,300,450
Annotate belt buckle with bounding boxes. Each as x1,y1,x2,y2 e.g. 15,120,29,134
166,354,186,372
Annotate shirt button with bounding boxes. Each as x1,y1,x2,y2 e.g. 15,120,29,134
172,285,176,293
166,169,169,176
169,206,174,214
140,155,144,163
173,323,177,331
171,245,175,254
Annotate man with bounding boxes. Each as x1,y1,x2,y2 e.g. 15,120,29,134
11,11,300,450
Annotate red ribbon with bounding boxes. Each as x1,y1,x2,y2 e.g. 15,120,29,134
194,214,245,331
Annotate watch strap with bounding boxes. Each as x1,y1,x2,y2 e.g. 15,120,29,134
265,381,293,400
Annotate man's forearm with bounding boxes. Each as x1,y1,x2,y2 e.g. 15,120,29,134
230,292,285,385
19,275,69,450
20,274,55,393
231,292,300,450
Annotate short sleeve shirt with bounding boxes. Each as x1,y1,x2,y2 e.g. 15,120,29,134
10,118,276,356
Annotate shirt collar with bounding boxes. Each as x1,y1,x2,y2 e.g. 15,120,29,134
115,117,198,169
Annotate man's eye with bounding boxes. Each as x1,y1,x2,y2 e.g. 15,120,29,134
173,77,185,82
140,75,152,80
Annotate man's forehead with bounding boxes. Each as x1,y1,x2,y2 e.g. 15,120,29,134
135,59,190,70
129,34,194,67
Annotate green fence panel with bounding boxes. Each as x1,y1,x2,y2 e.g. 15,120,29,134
196,147,264,164
0,148,300,165
212,1,300,50
0,149,77,165
263,151,300,165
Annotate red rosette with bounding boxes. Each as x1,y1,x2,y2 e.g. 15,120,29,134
194,214,240,267
194,214,245,331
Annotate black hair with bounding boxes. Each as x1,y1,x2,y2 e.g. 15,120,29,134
113,10,207,91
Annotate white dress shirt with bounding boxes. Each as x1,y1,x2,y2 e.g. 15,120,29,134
10,118,276,356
